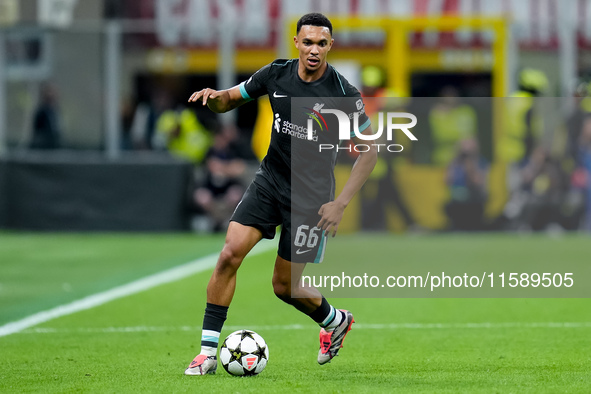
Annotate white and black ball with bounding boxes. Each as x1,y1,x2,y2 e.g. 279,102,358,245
219,330,269,376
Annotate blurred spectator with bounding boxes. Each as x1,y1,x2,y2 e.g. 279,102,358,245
500,68,549,227
153,107,212,164
519,152,570,231
498,68,548,165
193,124,246,232
131,91,171,150
360,65,388,113
30,82,61,150
358,66,419,232
360,143,419,232
429,86,477,166
559,80,591,230
565,81,591,167
120,96,136,150
445,138,489,231
581,125,591,231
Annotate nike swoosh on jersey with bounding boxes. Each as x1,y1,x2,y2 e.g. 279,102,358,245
296,248,312,254
273,91,288,98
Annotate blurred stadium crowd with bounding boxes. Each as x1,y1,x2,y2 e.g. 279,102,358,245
1,0,591,234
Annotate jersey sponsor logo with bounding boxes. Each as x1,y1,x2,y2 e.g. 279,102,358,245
276,116,319,142
273,91,288,98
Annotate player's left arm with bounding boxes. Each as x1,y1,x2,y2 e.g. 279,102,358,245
317,126,378,237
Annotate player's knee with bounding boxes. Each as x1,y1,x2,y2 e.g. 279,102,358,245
217,245,244,273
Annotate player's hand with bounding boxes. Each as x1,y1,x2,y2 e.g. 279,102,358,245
317,201,346,238
188,88,221,106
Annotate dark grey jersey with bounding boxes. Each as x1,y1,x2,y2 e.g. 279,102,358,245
239,59,370,211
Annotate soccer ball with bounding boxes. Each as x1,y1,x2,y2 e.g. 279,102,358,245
219,330,269,376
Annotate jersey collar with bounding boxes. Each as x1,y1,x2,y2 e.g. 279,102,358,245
295,60,332,86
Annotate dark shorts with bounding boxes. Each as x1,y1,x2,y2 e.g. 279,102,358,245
230,182,328,263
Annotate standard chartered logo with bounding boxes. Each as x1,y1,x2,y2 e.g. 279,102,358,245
275,115,319,142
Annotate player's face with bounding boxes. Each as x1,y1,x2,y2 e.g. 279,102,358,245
294,25,334,75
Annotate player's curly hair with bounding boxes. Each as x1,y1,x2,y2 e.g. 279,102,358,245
296,13,333,36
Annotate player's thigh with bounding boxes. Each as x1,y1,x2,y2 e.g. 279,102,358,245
230,182,281,241
277,207,328,264
221,221,264,263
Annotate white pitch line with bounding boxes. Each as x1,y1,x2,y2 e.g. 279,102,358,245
0,240,276,338
19,321,591,334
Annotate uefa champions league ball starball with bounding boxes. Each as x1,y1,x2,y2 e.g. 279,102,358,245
219,330,269,376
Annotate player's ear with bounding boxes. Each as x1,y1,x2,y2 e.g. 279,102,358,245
293,35,298,48
328,38,334,50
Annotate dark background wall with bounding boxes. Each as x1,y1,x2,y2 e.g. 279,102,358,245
0,152,192,231
0,160,8,228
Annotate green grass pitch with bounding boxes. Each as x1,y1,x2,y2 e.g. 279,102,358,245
0,232,590,393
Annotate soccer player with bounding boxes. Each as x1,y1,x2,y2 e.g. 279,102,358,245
185,13,377,375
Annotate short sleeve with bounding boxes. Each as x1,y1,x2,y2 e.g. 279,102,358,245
343,83,371,137
238,64,272,101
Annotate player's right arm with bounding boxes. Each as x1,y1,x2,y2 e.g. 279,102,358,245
188,86,246,113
